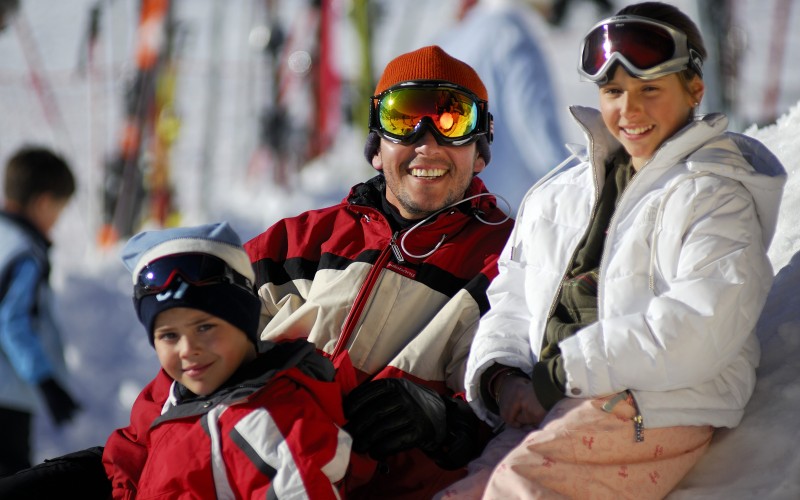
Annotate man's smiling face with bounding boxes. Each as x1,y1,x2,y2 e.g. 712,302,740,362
373,131,485,219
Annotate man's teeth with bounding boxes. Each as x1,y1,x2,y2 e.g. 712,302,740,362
411,168,446,177
624,125,653,135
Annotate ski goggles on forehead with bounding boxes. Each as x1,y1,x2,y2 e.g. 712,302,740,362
369,81,491,146
134,253,253,300
578,15,703,83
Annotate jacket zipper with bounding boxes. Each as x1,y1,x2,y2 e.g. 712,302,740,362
544,153,604,324
330,230,399,361
601,390,645,442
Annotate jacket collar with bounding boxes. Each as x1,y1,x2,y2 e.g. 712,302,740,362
568,105,787,252
153,340,333,426
568,105,728,176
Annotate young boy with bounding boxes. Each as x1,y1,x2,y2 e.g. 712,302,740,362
103,221,352,499
0,146,79,476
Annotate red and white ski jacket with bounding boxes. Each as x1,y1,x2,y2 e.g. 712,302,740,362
103,340,351,499
245,175,514,498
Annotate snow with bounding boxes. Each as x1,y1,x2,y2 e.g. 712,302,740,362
1,0,799,498
668,102,800,499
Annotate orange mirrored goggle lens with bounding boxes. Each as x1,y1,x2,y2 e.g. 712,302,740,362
376,88,480,141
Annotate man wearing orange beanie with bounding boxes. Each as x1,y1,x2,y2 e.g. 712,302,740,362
1,46,513,500
251,44,513,498
247,45,512,498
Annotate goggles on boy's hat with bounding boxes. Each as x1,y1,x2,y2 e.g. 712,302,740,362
578,15,704,84
121,221,260,345
133,253,253,300
133,252,260,345
369,80,491,146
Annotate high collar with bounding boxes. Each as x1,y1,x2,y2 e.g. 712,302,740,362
567,105,786,250
154,340,334,426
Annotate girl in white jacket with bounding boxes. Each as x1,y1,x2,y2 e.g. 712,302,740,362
443,2,787,499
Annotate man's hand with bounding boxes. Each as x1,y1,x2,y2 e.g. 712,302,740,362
496,375,546,428
344,378,448,461
427,396,484,470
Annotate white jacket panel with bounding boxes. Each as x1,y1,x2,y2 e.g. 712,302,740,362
466,107,786,429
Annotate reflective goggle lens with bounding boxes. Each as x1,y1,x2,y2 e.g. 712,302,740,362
581,22,676,75
578,16,700,82
135,253,251,299
376,88,480,141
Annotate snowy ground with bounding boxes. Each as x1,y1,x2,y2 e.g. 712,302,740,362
668,103,800,499
1,0,799,498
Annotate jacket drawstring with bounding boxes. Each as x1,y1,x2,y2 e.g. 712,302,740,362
399,192,512,259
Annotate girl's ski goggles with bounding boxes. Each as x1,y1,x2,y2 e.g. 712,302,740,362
134,253,253,300
369,81,491,146
578,15,703,83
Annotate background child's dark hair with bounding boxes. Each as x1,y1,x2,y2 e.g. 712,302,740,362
4,146,76,206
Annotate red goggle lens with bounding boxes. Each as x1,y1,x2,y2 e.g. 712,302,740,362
581,21,677,76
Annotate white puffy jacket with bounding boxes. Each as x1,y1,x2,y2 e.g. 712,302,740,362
466,106,786,429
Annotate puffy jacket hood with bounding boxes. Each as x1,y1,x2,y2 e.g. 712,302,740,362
569,106,787,248
687,130,786,248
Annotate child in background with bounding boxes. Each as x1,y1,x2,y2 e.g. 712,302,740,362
0,146,79,476
102,222,352,499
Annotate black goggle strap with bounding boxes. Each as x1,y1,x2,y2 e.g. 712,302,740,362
687,47,703,78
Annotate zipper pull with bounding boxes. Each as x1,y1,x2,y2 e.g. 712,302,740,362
603,391,645,442
628,391,645,442
390,232,405,263
633,414,645,442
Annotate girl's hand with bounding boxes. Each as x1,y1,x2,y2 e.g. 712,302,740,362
496,375,547,428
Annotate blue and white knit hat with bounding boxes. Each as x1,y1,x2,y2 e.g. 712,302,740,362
121,222,261,345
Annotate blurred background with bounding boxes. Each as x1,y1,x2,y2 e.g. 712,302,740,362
1,0,798,248
0,0,798,467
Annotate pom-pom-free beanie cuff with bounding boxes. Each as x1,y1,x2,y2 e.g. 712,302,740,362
122,222,261,346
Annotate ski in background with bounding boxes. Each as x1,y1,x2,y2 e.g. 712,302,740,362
349,0,372,135
196,0,225,221
246,0,340,190
98,0,180,247
13,6,73,155
311,0,339,161
77,1,108,251
149,13,183,231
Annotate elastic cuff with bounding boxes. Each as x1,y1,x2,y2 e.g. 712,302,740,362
532,359,566,411
480,364,527,414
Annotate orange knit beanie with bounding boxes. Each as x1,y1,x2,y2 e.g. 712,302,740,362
374,45,488,100
365,45,491,166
